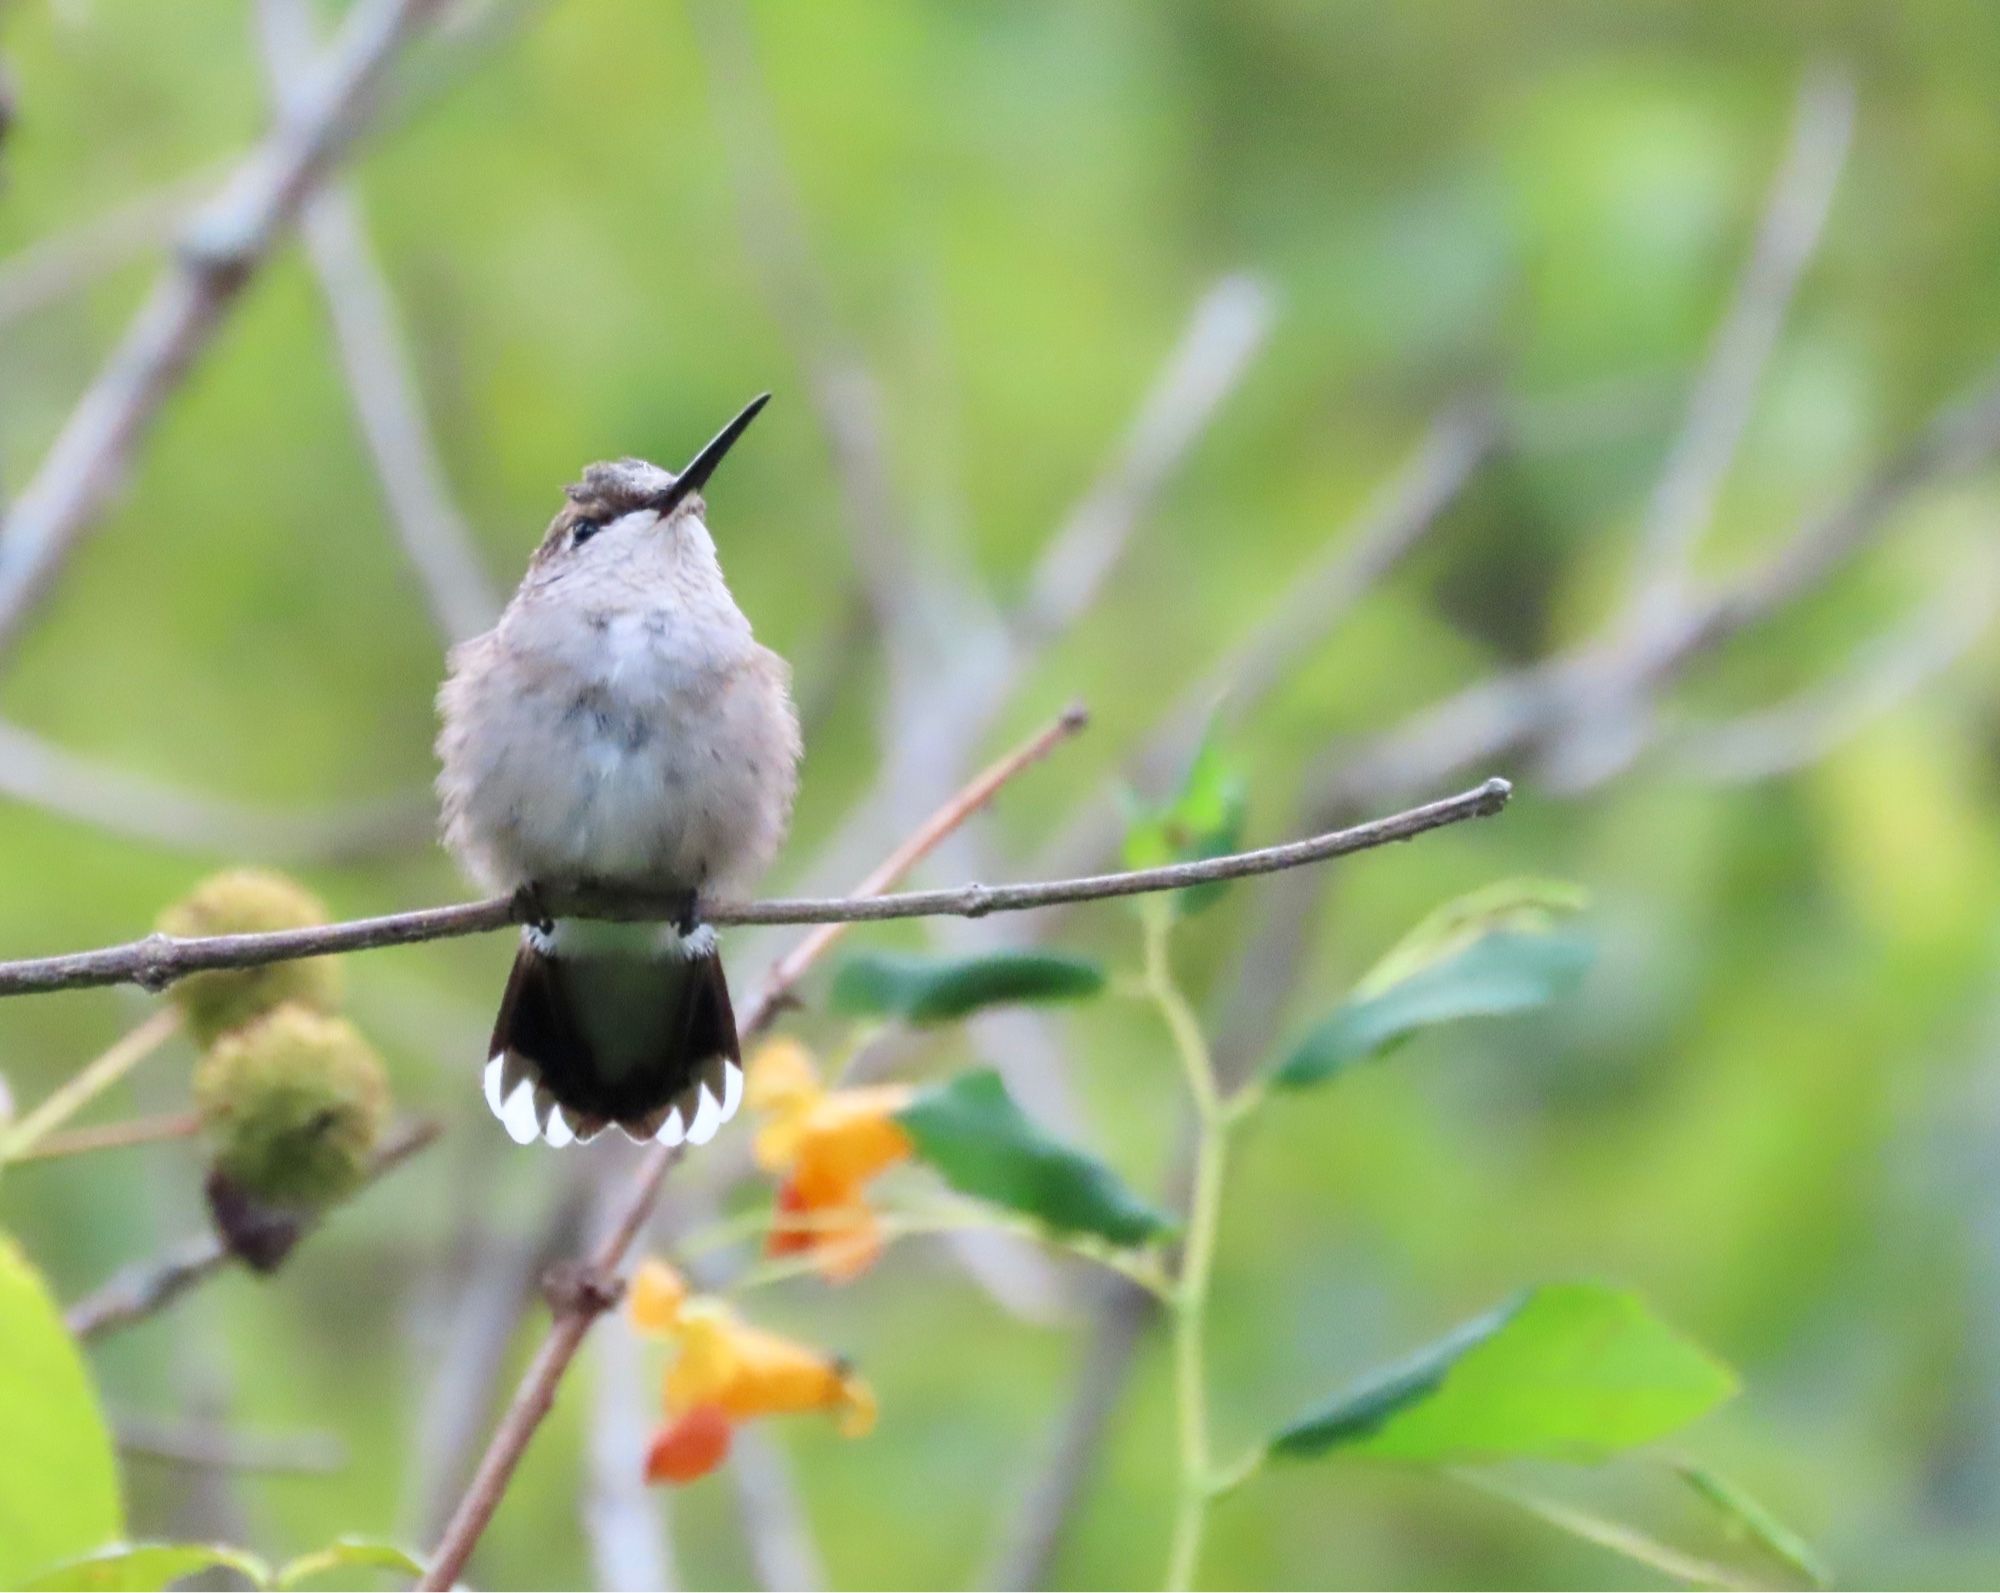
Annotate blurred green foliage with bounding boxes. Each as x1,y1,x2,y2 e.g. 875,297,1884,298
3,1,2000,1587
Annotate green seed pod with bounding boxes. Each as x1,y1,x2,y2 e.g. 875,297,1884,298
159,869,343,1045
195,1004,387,1208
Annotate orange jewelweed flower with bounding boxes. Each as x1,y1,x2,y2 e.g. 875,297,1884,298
745,1039,914,1281
629,1259,876,1486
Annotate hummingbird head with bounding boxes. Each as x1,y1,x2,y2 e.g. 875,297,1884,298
527,393,770,578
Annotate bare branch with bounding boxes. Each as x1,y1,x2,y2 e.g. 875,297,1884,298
0,717,433,862
116,1414,347,1477
727,1426,825,1592
1669,550,2000,784
756,702,1088,1002
1017,275,1275,646
404,1169,593,1541
1624,64,1855,620
687,0,931,645
12,1109,201,1163
257,0,501,645
1314,368,2000,813
65,1118,441,1342
412,709,1187,1589
0,778,1509,1000
0,168,220,331
0,0,454,660
785,272,1276,943
982,1275,1155,1590
1031,401,1498,882
585,1311,678,1592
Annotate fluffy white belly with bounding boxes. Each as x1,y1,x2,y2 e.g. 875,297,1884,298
441,585,796,899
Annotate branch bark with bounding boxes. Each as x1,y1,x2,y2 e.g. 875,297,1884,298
65,1118,441,1341
412,707,1115,1588
0,778,1510,1000
257,0,502,646
0,0,453,660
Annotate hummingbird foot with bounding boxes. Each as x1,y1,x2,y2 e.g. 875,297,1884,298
664,886,701,937
510,882,556,936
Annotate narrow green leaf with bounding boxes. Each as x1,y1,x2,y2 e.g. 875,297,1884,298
1674,1461,1829,1588
26,1543,270,1592
276,1538,425,1590
897,1069,1174,1246
1273,878,1593,1089
1272,1283,1737,1464
1121,720,1248,916
831,949,1104,1026
0,1237,123,1585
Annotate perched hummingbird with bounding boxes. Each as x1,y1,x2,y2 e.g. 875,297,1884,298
435,395,800,1149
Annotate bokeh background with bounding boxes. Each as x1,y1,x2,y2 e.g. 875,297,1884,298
4,1,2000,1587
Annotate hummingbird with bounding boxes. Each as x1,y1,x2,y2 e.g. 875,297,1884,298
435,395,800,1149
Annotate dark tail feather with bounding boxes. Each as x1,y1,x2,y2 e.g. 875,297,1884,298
485,934,743,1148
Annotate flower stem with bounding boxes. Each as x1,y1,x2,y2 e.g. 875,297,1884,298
1145,909,1229,1591
0,1006,180,1162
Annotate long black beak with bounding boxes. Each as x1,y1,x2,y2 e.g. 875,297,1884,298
647,392,770,518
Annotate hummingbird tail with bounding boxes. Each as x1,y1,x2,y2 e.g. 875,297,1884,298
482,926,743,1149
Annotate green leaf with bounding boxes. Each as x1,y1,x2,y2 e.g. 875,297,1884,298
276,1538,424,1590
1121,720,1247,916
831,949,1105,1026
0,1237,123,1585
897,1069,1174,1246
1273,878,1593,1089
25,1543,269,1592
1271,1283,1737,1464
1674,1460,1829,1587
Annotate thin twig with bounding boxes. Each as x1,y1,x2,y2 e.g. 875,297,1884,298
1031,401,1498,881
404,1167,593,1542
1623,65,1855,621
65,1118,441,1342
759,702,1089,1001
412,709,1119,1589
0,777,1509,1000
1313,367,2000,813
0,0,454,660
687,0,930,648
0,717,434,862
584,1311,678,1592
1548,65,1855,789
0,167,221,330
0,1007,180,1159
1449,1468,1762,1591
1017,275,1276,646
1668,550,2000,784
982,1275,1155,1589
789,271,1276,919
257,0,501,645
727,1426,825,1592
116,1414,348,1476
12,1108,202,1163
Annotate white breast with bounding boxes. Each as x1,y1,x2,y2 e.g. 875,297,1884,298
439,510,796,898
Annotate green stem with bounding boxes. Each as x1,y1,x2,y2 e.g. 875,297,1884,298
0,1007,180,1163
1146,909,1228,1591
1448,1468,1764,1591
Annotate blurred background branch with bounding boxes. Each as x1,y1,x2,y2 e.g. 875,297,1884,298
0,0,455,659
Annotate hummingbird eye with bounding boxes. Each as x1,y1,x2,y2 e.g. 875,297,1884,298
570,517,602,547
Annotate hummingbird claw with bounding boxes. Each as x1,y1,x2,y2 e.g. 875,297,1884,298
511,883,555,936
